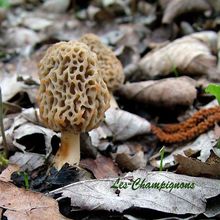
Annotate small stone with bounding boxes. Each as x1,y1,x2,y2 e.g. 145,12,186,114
42,0,70,13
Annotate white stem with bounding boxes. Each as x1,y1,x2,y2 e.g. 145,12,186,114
53,131,80,170
110,92,119,109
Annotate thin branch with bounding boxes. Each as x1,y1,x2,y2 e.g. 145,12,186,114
0,87,8,157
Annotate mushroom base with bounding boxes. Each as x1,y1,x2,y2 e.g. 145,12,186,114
53,131,80,170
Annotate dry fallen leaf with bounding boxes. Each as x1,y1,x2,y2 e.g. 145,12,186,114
104,108,151,141
80,155,121,179
115,151,146,171
50,170,220,215
0,180,63,220
204,191,220,218
175,154,220,178
0,164,20,182
112,143,147,171
0,108,59,155
80,133,98,159
12,122,56,155
118,76,197,108
0,74,39,103
116,45,140,78
89,125,112,151
22,17,53,31
150,130,219,168
89,108,151,146
162,0,211,24
14,57,40,83
5,27,40,48
138,31,217,80
9,152,45,172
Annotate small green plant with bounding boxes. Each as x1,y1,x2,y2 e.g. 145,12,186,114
216,140,220,149
205,84,220,149
0,0,10,8
18,171,30,190
205,84,220,105
171,64,179,77
23,172,29,189
159,146,165,171
166,55,180,77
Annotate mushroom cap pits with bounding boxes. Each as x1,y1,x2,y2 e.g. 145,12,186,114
80,33,124,91
38,41,110,133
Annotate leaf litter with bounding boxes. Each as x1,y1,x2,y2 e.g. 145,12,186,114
0,0,220,219
0,180,65,220
49,170,220,215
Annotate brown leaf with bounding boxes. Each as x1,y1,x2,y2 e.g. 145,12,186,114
115,151,146,171
80,133,97,159
162,0,211,24
206,151,220,165
0,164,20,182
80,155,121,179
175,154,220,178
4,210,64,220
0,180,63,220
138,31,217,80
150,25,177,44
118,76,197,108
112,142,147,171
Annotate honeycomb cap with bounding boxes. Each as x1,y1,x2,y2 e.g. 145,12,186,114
80,33,124,91
38,41,110,133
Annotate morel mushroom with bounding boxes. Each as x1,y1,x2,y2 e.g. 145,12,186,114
80,33,124,108
38,41,110,169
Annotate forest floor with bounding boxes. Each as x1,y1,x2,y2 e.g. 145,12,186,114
0,0,220,219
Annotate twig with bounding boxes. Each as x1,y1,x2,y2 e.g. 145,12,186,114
0,87,8,157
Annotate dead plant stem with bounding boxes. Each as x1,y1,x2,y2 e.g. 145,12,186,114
0,87,8,157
